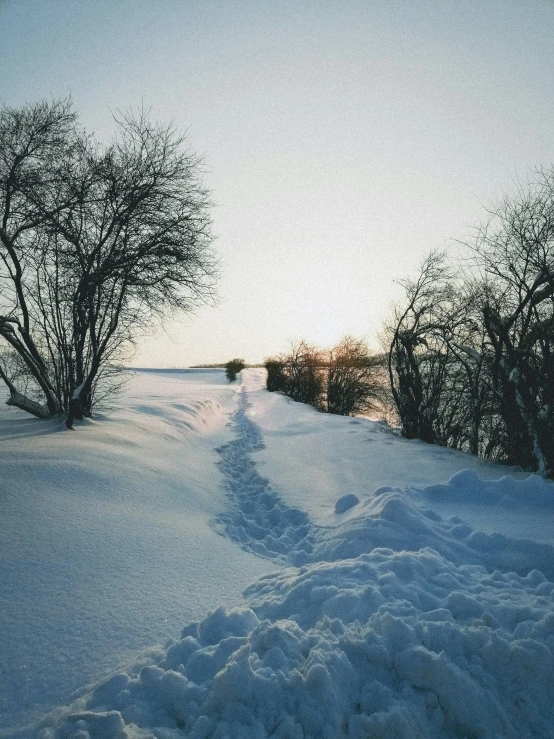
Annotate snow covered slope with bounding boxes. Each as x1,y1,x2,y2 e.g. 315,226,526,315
243,371,552,544
1,369,553,737
0,370,273,732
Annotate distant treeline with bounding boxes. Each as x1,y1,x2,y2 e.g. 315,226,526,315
265,337,388,418
267,169,554,479
191,363,265,369
190,363,228,368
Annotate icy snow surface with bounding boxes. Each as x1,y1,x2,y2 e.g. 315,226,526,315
1,369,554,738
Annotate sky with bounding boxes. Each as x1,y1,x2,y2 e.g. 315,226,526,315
1,0,554,366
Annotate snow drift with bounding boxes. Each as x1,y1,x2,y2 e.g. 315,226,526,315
37,480,554,737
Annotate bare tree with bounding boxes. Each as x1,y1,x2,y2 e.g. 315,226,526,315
0,100,216,428
284,340,325,408
424,279,497,456
386,251,453,443
265,338,387,417
470,171,554,475
387,256,511,457
386,169,554,477
265,341,325,408
0,99,78,416
265,357,287,392
327,336,385,416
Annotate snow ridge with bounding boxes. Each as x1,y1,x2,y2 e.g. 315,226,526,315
215,388,315,565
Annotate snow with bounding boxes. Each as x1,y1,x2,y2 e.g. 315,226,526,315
71,383,84,400
0,370,272,733
1,368,553,737
5,390,50,418
334,493,360,514
243,370,551,544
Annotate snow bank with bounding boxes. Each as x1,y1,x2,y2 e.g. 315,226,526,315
39,544,554,738
35,471,554,739
422,469,554,508
215,389,554,581
0,370,272,732
314,485,554,580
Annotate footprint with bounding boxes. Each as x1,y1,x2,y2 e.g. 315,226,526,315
215,388,316,565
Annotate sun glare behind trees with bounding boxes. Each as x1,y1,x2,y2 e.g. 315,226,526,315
1,98,554,478
265,337,387,418
262,171,554,479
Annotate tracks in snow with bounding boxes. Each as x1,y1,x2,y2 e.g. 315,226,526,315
215,387,315,566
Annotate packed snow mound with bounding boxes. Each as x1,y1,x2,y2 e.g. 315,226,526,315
42,548,554,738
421,468,554,508
37,472,554,738
334,493,359,514
313,486,554,580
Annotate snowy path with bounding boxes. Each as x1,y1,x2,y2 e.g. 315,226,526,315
215,387,315,565
216,378,554,581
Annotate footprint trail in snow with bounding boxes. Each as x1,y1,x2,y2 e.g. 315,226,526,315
215,387,315,565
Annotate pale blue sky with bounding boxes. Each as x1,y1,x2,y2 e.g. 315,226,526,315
1,1,554,365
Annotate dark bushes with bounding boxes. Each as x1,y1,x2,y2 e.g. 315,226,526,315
265,359,287,392
265,338,386,417
225,359,246,382
328,337,386,416
387,169,554,477
281,342,325,408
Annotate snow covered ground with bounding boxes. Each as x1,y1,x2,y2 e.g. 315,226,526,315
0,371,272,734
1,369,553,737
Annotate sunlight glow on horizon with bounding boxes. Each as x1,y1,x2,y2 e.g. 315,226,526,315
1,0,554,365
